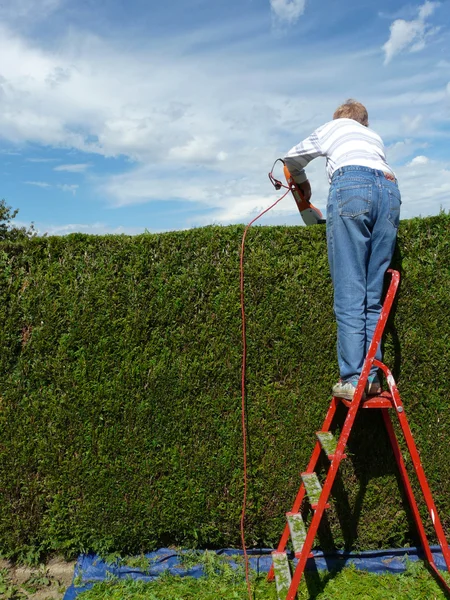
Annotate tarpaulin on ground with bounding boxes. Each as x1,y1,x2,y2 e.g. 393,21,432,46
63,545,448,599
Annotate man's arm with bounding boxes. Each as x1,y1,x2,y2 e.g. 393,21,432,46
284,130,324,201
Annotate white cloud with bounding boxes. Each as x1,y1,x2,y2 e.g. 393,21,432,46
386,139,429,163
38,222,144,236
408,155,429,165
167,137,227,164
1,15,449,228
0,149,21,156
100,154,329,228
382,1,440,64
27,157,59,163
270,0,306,24
25,180,51,188
418,1,438,20
0,20,341,176
54,163,90,172
24,180,78,194
57,184,78,194
396,157,450,218
0,0,62,24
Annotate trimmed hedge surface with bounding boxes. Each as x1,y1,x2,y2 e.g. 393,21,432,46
0,213,449,560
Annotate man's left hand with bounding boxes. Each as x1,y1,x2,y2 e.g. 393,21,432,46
298,179,312,202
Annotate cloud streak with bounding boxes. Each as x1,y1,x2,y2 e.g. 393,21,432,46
25,180,78,194
38,222,143,236
54,163,90,172
25,181,51,188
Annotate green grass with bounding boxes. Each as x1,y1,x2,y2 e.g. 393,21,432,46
75,560,450,600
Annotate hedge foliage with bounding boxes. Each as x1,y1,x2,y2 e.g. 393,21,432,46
0,213,449,560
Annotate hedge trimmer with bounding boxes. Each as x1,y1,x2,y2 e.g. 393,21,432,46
268,158,325,225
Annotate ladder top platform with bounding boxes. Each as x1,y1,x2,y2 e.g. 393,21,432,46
339,391,394,409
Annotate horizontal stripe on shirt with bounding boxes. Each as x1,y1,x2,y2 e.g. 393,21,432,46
284,118,395,184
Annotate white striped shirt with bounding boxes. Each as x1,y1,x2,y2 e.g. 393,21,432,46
284,118,395,184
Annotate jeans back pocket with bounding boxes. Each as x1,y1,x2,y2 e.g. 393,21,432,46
337,184,372,217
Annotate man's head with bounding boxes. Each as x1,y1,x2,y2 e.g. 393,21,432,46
333,99,369,127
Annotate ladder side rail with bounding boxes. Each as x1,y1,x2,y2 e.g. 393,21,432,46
381,408,436,564
381,408,450,594
376,359,450,574
396,405,450,566
267,397,340,582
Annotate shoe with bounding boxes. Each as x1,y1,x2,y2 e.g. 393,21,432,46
332,380,365,400
365,375,382,396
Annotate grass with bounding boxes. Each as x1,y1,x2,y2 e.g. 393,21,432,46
73,552,450,600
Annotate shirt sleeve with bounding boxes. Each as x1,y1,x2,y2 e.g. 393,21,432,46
284,130,325,184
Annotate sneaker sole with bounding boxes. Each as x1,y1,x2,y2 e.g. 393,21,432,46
333,390,367,401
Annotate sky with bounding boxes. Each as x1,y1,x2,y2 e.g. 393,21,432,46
0,0,449,235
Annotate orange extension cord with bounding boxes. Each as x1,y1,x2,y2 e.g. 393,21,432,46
240,181,290,599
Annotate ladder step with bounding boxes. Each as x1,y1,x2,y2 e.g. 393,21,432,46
316,431,347,459
287,512,307,555
301,472,328,508
272,551,292,599
316,431,338,456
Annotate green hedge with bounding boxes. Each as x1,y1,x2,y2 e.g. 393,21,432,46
0,213,449,560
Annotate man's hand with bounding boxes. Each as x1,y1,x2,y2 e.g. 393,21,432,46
297,179,312,202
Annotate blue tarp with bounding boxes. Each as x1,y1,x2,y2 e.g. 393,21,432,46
64,545,448,599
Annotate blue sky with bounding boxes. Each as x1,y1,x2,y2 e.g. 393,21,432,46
1,0,449,235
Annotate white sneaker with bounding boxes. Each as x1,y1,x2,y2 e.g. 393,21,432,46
332,380,364,400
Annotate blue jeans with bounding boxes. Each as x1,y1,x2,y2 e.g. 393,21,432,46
326,166,401,383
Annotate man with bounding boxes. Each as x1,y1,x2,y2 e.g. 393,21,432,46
284,99,401,400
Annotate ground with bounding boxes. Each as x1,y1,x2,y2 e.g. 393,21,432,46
0,557,75,599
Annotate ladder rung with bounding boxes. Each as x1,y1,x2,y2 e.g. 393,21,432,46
301,472,329,508
287,512,307,555
316,431,347,459
272,551,292,599
316,431,337,456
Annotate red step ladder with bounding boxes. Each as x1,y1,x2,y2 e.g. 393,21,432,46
268,269,450,599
